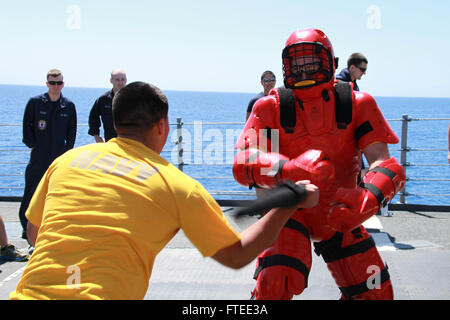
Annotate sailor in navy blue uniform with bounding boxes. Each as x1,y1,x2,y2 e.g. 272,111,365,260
335,53,368,92
88,69,127,142
19,70,77,239
246,71,276,121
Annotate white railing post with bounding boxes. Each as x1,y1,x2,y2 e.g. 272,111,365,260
399,114,411,204
176,117,184,171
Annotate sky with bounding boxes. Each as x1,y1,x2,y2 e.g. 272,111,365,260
1,0,450,98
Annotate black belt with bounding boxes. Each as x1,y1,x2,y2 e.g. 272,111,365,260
314,228,376,263
284,218,310,242
339,266,391,299
322,236,376,263
253,254,310,288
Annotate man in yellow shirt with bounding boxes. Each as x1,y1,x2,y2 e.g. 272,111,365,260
10,82,318,300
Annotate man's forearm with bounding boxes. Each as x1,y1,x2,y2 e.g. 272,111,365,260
212,206,298,269
212,182,318,269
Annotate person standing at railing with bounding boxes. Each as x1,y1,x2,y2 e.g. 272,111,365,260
336,53,369,182
335,53,392,216
88,69,127,143
246,71,277,209
246,70,277,121
18,69,77,241
336,53,368,92
10,81,319,300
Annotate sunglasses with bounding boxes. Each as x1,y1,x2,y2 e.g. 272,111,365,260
262,78,276,83
48,81,64,86
356,66,367,73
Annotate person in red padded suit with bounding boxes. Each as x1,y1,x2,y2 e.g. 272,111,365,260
233,28,405,300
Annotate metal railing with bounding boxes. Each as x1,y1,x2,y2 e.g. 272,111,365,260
1,115,449,208
395,115,450,203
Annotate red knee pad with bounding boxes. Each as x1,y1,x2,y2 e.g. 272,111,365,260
315,229,393,300
252,212,311,300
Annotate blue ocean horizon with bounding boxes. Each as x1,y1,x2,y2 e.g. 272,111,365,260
0,84,449,205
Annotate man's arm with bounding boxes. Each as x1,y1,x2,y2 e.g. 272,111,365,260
22,99,36,149
362,141,390,168
245,96,258,122
94,135,105,143
66,104,77,149
88,100,102,141
27,221,39,246
211,182,318,269
328,141,405,232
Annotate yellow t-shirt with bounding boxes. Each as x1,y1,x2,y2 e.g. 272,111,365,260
10,138,240,300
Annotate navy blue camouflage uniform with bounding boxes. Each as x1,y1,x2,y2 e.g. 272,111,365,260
19,93,77,233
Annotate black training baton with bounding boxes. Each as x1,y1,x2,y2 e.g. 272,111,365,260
234,181,307,216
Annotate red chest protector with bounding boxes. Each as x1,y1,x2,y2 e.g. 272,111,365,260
274,82,359,190
233,81,402,234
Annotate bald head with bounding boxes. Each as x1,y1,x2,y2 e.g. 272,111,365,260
110,69,127,93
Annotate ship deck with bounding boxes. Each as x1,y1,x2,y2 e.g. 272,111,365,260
1,201,449,300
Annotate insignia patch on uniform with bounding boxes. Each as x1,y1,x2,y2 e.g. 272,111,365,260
38,120,47,130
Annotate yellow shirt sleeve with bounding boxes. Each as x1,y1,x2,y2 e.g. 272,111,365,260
179,182,241,257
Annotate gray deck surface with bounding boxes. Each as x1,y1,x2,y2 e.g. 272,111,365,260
1,201,449,300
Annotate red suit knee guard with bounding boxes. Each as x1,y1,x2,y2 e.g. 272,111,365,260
252,211,311,300
328,157,405,232
315,228,393,300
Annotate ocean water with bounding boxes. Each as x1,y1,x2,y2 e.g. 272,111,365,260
0,84,449,205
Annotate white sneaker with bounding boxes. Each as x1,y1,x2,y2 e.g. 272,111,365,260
380,205,393,217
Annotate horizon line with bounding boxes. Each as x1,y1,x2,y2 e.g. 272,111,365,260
1,82,449,100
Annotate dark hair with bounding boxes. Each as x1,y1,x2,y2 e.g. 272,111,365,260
112,82,168,133
261,70,276,80
347,53,368,68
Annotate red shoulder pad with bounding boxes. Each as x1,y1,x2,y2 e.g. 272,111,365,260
236,95,278,151
354,92,398,150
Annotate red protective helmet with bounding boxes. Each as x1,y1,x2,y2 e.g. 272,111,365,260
282,29,337,90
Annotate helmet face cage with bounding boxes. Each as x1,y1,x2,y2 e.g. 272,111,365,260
282,41,334,89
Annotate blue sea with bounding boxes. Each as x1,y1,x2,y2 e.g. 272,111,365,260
0,84,449,205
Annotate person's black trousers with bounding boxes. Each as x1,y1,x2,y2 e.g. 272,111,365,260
18,160,48,235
